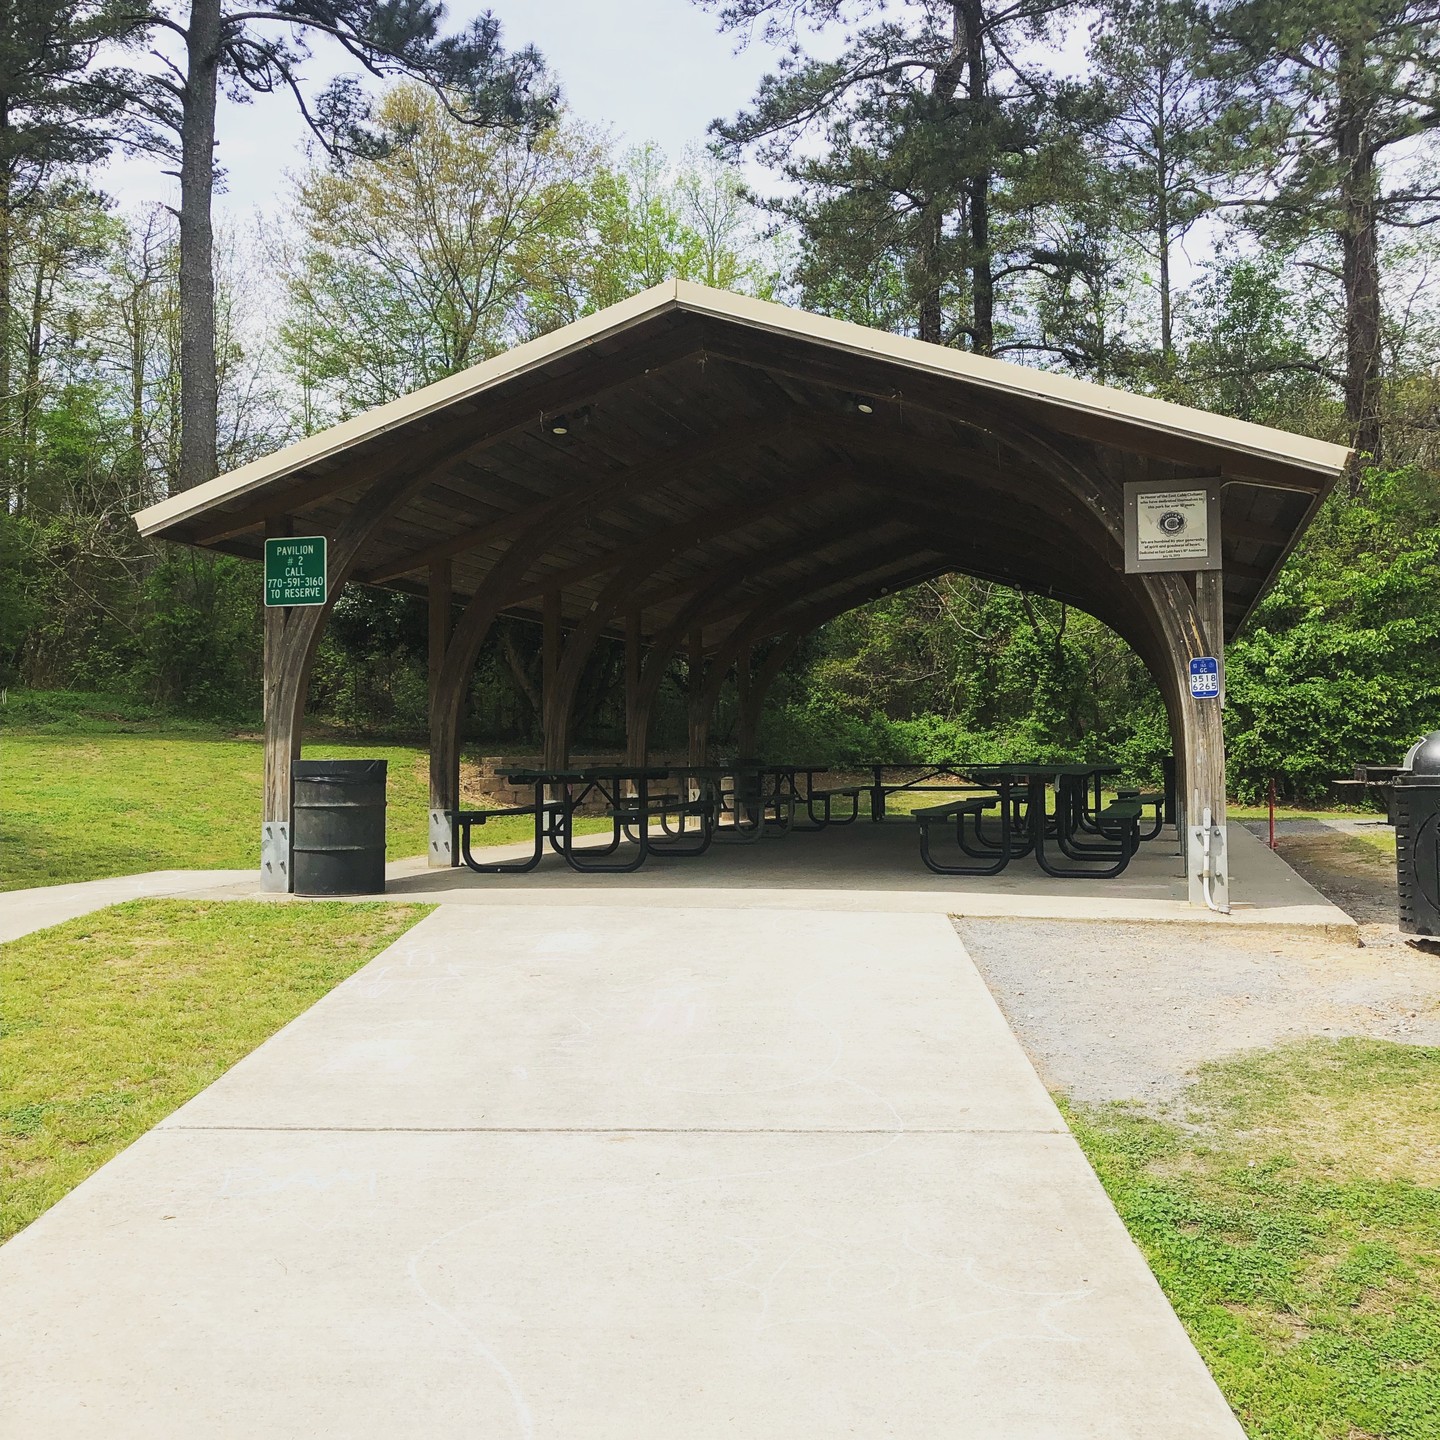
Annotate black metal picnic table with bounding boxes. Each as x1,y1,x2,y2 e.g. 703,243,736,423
961,763,1136,878
905,762,1138,878
503,765,671,873
672,762,823,841
866,763,989,822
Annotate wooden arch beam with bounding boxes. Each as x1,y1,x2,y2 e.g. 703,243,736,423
540,484,893,766
512,465,856,604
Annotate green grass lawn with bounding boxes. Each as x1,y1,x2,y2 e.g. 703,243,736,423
1229,804,1390,823
2,696,1386,892
0,898,429,1241
1069,1039,1440,1440
0,724,580,891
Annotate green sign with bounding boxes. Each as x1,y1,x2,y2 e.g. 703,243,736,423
264,536,327,607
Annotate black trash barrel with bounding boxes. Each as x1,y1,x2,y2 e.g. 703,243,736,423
291,759,387,896
1396,732,1440,936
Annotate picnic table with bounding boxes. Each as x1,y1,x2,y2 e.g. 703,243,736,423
449,765,670,874
866,763,985,822
1332,763,1403,823
914,762,1147,879
676,763,814,841
444,754,1161,884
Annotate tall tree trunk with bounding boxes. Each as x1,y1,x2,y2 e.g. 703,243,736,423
177,0,222,493
959,0,994,356
0,152,13,511
129,285,146,495
18,253,41,505
1155,127,1173,371
915,4,965,346
968,173,994,355
917,204,944,344
1336,42,1383,482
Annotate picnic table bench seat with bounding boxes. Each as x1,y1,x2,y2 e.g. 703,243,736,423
911,796,998,822
1113,788,1165,840
1097,799,1143,823
796,782,863,829
605,789,719,857
912,795,1013,876
448,800,564,874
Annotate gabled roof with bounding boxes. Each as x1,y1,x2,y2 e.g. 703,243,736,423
133,280,1350,646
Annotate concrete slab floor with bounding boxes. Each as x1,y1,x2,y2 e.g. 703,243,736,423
0,905,1245,1438
188,820,1355,937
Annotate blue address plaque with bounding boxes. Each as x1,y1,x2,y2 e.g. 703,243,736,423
1189,656,1220,699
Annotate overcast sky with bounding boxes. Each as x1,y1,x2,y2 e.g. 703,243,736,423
104,1,805,216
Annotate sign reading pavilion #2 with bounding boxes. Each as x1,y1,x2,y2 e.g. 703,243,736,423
264,536,327,607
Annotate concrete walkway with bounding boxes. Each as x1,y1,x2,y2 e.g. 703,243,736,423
0,868,255,944
0,902,1244,1437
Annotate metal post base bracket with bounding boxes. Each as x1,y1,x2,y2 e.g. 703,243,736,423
1187,822,1229,913
260,821,290,893
429,809,457,868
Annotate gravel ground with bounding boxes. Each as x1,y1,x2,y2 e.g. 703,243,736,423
958,824,1440,1105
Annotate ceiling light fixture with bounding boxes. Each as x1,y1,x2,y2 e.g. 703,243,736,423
543,405,592,439
846,394,877,416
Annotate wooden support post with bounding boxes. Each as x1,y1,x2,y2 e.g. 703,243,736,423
542,588,565,768
1185,569,1229,910
427,559,455,868
428,559,451,697
734,643,752,759
1195,569,1225,704
261,515,293,892
543,588,560,700
625,609,641,750
687,629,707,767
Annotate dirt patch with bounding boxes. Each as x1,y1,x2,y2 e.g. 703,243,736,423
1270,828,1402,941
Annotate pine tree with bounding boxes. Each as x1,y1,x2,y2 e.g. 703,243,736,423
1212,0,1440,470
112,0,556,491
697,0,1086,353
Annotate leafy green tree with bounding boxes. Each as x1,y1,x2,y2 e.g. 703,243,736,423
3,178,115,515
1226,469,1440,797
1180,250,1341,432
282,100,774,420
1087,0,1237,375
1211,0,1440,470
527,143,778,328
281,84,598,419
0,0,133,507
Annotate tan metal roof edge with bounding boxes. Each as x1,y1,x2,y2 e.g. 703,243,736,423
671,282,1353,480
133,281,684,536
135,279,1351,537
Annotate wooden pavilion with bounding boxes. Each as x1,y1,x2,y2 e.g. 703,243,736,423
132,282,1351,907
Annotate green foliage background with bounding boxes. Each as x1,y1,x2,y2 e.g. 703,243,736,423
5,12,1440,798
